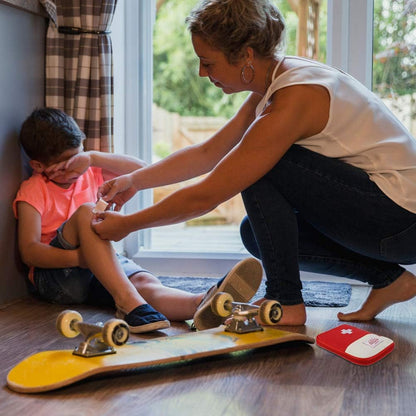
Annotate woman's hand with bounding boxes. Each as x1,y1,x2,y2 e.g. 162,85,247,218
98,173,138,211
91,210,131,241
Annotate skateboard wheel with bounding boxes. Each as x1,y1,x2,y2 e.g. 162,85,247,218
211,292,233,317
259,300,282,325
56,310,83,338
102,319,130,347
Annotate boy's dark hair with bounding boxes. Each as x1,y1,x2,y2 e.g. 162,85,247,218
20,108,85,164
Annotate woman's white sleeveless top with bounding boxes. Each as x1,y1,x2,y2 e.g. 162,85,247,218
256,56,416,214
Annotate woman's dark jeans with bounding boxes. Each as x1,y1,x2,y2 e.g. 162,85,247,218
240,145,416,305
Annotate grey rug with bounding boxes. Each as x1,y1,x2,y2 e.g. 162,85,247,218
158,276,351,307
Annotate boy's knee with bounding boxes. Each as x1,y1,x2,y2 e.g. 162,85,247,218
66,203,95,231
73,203,95,219
79,202,95,212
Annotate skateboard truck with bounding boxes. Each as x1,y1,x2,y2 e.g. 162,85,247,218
211,292,283,334
56,310,130,357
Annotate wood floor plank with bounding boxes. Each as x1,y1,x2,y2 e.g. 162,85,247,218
1,285,416,416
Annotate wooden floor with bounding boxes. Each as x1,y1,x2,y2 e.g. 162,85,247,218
2,284,416,416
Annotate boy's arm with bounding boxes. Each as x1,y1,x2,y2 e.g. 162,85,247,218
88,152,148,181
45,151,147,183
17,201,81,269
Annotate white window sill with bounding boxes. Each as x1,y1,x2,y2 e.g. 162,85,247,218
133,249,249,278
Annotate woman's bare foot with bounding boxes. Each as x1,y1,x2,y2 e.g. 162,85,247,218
338,270,416,321
254,298,306,325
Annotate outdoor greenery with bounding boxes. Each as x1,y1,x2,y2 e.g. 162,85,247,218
153,0,415,119
373,0,416,99
153,0,327,118
153,0,244,118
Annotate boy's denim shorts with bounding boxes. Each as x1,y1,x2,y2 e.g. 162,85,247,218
29,223,148,307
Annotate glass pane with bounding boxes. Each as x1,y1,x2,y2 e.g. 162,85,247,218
373,0,416,136
152,0,327,252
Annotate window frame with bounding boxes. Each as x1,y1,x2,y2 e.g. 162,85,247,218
116,0,374,276
327,0,373,89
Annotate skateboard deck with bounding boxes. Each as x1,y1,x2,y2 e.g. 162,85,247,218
7,326,314,393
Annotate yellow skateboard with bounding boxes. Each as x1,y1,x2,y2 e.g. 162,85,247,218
7,295,314,394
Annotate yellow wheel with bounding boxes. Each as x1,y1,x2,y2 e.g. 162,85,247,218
259,300,282,325
102,319,130,347
56,310,82,338
211,292,233,317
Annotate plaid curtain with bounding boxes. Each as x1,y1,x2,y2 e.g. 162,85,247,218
39,0,118,152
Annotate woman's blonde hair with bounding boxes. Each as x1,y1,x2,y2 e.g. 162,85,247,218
186,0,286,64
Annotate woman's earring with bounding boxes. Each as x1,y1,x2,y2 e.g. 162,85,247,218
241,61,255,84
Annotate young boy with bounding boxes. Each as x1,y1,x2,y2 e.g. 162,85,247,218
13,108,263,333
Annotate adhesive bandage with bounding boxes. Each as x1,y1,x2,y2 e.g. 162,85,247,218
93,198,108,213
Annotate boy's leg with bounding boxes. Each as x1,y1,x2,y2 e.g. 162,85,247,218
61,203,169,332
62,204,145,311
129,271,204,321
117,254,204,320
128,257,263,328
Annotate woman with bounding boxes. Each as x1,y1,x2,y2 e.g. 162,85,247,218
92,0,416,325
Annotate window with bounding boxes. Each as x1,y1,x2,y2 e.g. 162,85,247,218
372,0,416,135
142,1,328,273
115,0,379,276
